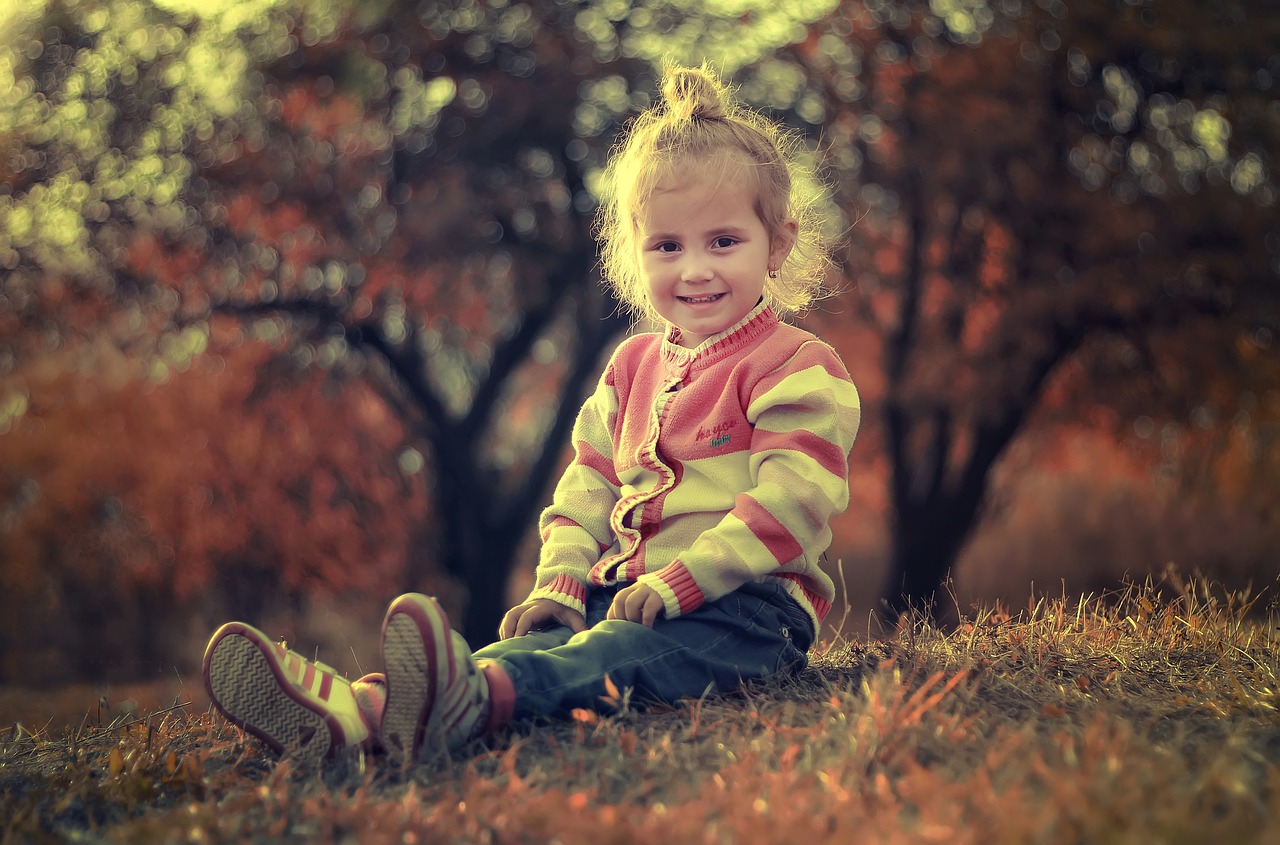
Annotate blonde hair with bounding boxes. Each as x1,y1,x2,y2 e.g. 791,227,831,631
596,63,832,322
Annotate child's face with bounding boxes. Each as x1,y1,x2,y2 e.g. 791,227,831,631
635,165,794,349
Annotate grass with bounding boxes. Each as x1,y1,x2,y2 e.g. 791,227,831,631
3,571,1278,844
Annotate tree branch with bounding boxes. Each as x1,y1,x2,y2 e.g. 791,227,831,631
211,295,455,447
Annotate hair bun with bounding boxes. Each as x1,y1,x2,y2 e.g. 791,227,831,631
661,66,727,121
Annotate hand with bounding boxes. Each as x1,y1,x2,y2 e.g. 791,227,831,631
606,582,665,627
499,599,587,640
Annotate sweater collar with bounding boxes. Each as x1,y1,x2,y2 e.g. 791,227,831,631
660,300,778,380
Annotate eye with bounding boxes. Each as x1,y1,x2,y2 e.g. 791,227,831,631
654,241,680,253
712,236,738,249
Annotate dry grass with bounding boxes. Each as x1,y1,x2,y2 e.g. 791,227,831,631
3,571,1278,844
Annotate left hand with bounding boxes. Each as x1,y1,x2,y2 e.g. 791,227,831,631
606,582,666,627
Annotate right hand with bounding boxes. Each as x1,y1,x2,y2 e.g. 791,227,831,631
499,598,588,640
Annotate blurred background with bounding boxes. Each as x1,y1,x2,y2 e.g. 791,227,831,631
1,0,1277,704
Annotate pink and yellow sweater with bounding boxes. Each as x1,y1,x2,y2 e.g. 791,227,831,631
527,302,860,635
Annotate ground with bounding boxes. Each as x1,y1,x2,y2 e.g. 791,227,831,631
2,575,1278,844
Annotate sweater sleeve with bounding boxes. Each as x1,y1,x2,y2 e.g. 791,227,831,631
524,358,623,616
637,340,860,619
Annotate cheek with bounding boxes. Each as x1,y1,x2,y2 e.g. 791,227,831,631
639,255,666,285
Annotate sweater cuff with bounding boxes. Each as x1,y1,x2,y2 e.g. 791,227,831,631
637,561,705,619
526,573,589,617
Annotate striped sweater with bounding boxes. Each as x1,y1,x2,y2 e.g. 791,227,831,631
528,301,860,636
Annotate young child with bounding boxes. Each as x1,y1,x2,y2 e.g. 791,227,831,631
202,63,860,769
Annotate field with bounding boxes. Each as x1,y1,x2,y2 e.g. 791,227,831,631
3,573,1278,844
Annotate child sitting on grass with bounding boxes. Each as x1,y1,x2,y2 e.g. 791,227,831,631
202,62,860,769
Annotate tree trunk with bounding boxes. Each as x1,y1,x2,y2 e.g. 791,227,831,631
428,298,626,646
881,498,979,625
456,542,521,648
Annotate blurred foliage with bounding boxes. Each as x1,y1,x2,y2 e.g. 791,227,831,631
760,0,1279,612
0,0,851,668
0,0,1277,679
0,0,837,298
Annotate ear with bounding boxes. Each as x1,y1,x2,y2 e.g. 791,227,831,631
768,218,799,271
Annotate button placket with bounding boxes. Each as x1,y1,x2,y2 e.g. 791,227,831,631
598,373,680,583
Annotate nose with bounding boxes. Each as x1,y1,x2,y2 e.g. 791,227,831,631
680,254,713,283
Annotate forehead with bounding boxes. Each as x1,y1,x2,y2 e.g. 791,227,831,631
647,152,757,198
636,157,762,231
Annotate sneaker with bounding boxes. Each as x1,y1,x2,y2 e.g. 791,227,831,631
379,594,489,766
203,622,372,768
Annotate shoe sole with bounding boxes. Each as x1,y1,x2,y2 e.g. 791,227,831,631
380,595,453,766
203,623,340,768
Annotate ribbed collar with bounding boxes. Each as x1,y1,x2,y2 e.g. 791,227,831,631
660,300,778,381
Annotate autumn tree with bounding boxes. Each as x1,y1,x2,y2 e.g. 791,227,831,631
5,0,1275,681
769,0,1280,617
0,0,837,673
180,0,828,643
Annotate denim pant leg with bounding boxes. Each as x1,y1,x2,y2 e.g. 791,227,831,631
472,580,813,721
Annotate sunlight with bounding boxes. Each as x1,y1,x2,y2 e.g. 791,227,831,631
1101,64,1139,132
160,326,210,373
0,0,45,51
1230,152,1266,195
398,447,425,476
928,0,995,41
151,0,291,32
0,393,29,435
390,71,456,136
614,0,838,73
1191,107,1230,163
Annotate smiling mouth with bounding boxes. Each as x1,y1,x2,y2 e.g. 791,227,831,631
678,293,726,304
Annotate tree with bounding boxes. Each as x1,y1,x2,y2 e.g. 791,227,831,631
0,0,837,666
194,0,650,646
0,0,641,651
771,0,1279,618
4,0,1275,681
0,336,428,682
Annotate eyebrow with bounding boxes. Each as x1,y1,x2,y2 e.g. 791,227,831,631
640,223,753,242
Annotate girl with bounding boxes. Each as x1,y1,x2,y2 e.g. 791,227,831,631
202,63,860,768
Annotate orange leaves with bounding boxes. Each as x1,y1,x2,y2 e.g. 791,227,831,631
565,678,646,758
85,718,210,818
853,664,978,773
600,674,624,711
165,748,205,788
570,708,598,726
276,84,380,154
617,728,638,756
0,321,438,681
887,666,971,731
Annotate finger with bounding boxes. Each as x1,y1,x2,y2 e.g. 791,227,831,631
634,589,657,624
641,593,663,628
563,610,588,633
606,591,627,621
623,590,648,624
499,607,521,640
513,607,541,638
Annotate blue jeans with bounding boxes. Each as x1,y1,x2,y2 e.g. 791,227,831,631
472,579,814,721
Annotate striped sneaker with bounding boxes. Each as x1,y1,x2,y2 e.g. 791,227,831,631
203,622,374,768
379,594,490,766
